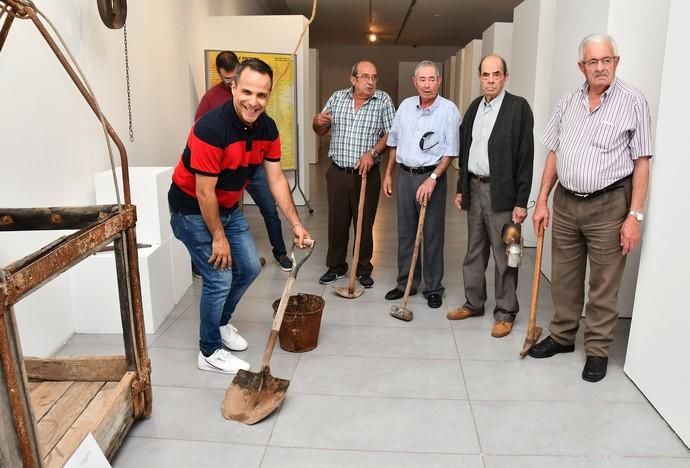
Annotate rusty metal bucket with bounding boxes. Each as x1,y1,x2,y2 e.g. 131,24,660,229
272,293,325,352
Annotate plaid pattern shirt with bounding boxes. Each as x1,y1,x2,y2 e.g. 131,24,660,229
322,88,396,168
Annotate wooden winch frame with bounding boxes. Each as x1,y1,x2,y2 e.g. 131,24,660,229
0,1,152,466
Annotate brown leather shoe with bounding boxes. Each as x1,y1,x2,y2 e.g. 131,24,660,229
447,307,482,320
491,321,514,338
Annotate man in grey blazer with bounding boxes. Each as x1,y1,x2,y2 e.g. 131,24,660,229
447,55,534,338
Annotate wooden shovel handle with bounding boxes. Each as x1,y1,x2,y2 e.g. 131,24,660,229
400,202,427,309
527,222,545,340
347,174,367,293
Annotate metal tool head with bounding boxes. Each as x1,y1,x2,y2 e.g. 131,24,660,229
519,326,543,358
390,305,413,322
222,366,290,425
333,285,364,299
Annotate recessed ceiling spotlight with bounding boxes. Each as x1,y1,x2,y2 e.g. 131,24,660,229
368,32,377,42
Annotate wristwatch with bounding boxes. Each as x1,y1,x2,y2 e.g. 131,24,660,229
430,172,438,182
628,210,644,222
370,148,379,158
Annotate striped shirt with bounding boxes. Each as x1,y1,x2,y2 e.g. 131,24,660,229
541,78,653,193
388,95,461,167
323,88,396,168
168,101,281,213
468,90,506,176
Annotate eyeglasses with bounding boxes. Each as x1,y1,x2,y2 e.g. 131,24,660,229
582,56,618,68
419,131,439,151
354,74,378,83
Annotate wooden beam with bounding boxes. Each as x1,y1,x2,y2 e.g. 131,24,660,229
24,356,127,383
0,205,120,231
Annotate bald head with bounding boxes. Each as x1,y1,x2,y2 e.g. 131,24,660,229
478,55,509,102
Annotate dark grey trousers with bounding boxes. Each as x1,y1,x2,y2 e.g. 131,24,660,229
462,177,518,321
395,171,447,295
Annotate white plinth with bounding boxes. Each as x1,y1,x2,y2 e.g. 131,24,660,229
169,235,192,304
69,239,176,334
94,167,173,245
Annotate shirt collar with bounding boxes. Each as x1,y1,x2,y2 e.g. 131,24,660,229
416,95,441,112
482,90,506,109
580,77,619,101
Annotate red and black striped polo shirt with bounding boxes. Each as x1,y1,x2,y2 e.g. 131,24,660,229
168,101,281,213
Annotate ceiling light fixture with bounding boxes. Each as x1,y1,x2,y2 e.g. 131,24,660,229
367,0,377,43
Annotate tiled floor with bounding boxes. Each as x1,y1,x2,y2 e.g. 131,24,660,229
57,162,690,467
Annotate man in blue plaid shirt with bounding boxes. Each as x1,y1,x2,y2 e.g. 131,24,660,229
313,60,396,287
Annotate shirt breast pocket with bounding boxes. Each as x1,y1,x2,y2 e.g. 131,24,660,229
591,120,618,150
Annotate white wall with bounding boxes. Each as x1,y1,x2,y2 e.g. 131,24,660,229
208,15,311,203
397,61,418,106
454,48,465,109
449,55,457,102
625,0,690,446
460,39,482,114
308,48,320,163
481,22,514,91
510,0,557,248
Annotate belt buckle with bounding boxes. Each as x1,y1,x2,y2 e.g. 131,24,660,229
572,191,589,199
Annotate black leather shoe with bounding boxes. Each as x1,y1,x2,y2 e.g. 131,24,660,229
427,293,442,309
582,356,608,382
528,335,575,358
384,287,416,300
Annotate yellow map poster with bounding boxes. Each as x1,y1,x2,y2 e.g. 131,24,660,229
204,50,297,171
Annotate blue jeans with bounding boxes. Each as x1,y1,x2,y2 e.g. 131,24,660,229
246,165,287,259
170,209,261,355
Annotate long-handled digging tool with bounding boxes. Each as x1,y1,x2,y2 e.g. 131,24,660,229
334,173,367,299
390,201,427,322
222,240,315,425
520,222,545,357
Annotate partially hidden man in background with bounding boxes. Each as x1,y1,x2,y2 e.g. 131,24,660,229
169,59,311,374
196,50,293,273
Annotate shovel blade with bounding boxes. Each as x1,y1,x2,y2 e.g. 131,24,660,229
333,285,364,299
222,366,290,425
390,305,413,322
519,326,543,358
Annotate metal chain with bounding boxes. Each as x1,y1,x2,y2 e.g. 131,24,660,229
123,23,134,142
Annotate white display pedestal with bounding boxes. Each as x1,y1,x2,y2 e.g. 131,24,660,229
69,240,176,334
94,167,173,245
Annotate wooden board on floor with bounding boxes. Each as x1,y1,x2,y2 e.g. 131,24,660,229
29,381,73,421
36,381,104,458
42,381,118,468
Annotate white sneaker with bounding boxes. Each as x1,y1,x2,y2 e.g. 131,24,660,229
220,323,248,351
197,349,250,374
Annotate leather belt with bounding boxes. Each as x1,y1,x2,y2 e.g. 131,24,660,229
332,162,357,174
469,173,490,183
399,163,436,175
562,175,631,200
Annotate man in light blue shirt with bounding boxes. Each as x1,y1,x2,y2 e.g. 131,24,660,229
383,61,461,310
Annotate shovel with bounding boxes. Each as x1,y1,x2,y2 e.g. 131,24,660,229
334,174,367,299
390,201,427,322
520,222,545,358
222,239,315,424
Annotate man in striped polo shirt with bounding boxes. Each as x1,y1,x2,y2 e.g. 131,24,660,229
169,59,311,374
313,60,395,287
529,34,652,382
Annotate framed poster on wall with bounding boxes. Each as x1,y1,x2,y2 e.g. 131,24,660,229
204,50,297,171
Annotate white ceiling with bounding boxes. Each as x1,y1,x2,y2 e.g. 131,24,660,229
266,0,523,47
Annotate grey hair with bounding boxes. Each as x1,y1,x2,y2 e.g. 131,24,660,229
578,34,618,62
414,60,440,78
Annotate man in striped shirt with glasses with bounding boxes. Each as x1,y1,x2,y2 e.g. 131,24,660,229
313,60,396,287
529,34,653,383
